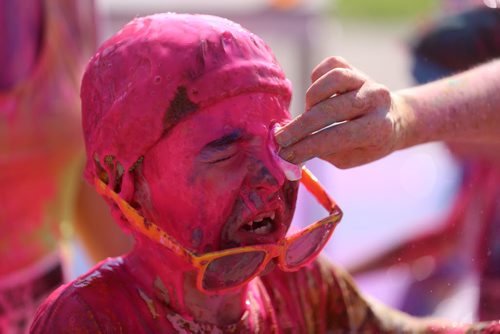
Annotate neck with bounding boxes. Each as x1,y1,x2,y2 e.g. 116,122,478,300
126,240,248,326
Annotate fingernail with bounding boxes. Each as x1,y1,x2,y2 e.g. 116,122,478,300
279,148,295,162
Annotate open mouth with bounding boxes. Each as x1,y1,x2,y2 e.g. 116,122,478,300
220,194,293,249
241,211,277,235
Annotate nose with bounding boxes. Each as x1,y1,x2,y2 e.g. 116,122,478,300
241,126,288,211
245,153,285,198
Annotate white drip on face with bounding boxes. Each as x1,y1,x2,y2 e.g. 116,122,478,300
269,124,302,181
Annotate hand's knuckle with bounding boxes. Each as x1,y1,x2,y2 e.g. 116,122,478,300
351,94,368,111
373,84,391,106
330,67,351,82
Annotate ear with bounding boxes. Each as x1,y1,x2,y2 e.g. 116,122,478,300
127,158,156,221
99,156,147,236
99,170,136,236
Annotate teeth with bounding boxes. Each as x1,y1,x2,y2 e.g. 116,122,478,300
242,211,277,234
251,212,275,224
253,223,273,235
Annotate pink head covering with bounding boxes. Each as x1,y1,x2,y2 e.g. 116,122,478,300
81,13,292,200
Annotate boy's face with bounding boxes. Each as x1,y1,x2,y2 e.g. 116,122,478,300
138,93,298,254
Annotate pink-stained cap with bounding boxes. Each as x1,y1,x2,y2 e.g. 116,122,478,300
269,124,302,181
81,13,292,199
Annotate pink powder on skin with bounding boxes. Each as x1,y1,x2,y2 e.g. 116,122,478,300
139,93,296,254
75,12,295,326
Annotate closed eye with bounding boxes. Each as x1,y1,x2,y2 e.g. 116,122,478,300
201,145,239,164
208,154,235,164
198,130,242,164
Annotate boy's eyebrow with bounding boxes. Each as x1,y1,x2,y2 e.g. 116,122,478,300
204,130,242,149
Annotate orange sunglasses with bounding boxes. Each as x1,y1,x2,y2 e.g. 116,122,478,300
95,166,342,294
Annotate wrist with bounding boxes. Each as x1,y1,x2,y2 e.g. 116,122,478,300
390,92,417,151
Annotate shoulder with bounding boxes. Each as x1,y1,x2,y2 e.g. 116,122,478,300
30,257,128,334
30,280,103,333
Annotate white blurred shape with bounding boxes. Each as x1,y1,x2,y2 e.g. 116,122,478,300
398,152,437,200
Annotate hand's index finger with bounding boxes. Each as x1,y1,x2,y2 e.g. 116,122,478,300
278,114,377,165
275,115,305,147
277,88,367,147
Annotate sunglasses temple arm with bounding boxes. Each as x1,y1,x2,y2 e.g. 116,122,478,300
94,178,197,262
300,167,340,215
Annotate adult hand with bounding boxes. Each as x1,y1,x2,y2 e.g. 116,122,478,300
276,56,409,169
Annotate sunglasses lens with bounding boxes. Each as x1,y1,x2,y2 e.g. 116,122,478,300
202,251,266,291
285,222,334,268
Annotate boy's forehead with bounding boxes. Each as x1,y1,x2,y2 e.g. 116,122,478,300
167,93,285,143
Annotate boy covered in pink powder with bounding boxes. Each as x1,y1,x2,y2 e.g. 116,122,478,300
31,13,500,333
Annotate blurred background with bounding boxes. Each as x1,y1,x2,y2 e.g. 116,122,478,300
67,0,496,322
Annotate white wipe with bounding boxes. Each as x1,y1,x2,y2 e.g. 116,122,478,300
269,124,302,181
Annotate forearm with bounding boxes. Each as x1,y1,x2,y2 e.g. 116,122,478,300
396,59,500,150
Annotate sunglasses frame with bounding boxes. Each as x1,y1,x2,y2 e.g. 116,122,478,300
94,167,342,294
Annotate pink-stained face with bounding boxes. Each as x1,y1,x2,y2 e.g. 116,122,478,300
81,13,292,203
137,93,299,254
81,13,295,262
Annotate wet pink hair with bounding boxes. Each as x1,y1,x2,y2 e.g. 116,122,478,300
81,13,292,201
